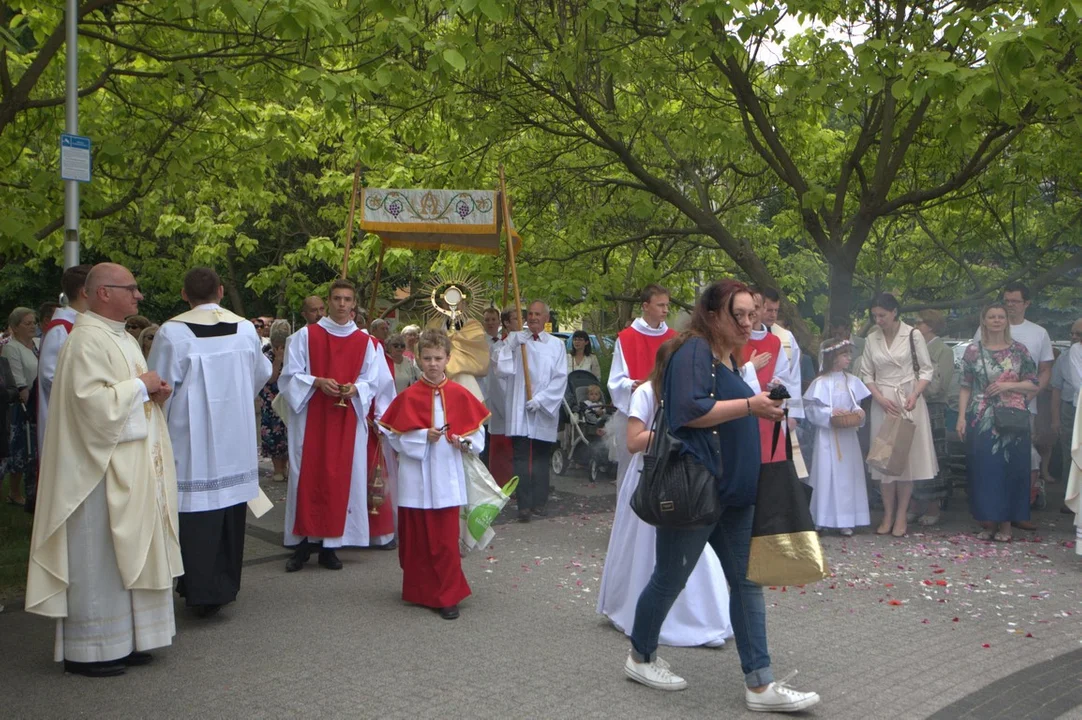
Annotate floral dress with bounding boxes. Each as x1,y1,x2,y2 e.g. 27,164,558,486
960,341,1038,522
258,345,288,460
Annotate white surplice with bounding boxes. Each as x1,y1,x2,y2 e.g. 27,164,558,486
481,334,508,434
804,372,872,528
494,330,567,442
768,324,804,418
383,392,485,510
279,317,389,547
608,318,672,485
148,304,272,513
36,306,78,450
1065,382,1082,556
596,382,733,647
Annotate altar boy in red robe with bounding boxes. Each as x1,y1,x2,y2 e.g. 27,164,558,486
379,329,489,620
741,290,793,463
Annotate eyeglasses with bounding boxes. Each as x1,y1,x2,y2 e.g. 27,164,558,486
125,322,142,330
104,284,140,294
390,343,405,348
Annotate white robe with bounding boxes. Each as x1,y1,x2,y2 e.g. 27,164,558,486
596,382,733,647
1065,382,1082,556
804,372,872,528
36,306,78,451
768,324,804,419
383,392,485,510
148,305,272,513
608,318,673,485
481,334,508,434
494,330,567,442
279,317,390,547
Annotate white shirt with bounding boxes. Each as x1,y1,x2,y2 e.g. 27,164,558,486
482,333,509,434
766,324,804,418
149,304,272,513
974,319,1052,413
495,330,568,442
1051,349,1079,407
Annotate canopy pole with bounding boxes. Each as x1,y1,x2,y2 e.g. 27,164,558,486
368,242,387,320
499,165,531,401
340,162,362,279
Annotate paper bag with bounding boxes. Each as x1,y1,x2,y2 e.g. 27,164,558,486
866,414,916,476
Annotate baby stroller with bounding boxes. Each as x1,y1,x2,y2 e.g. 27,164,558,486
550,370,617,483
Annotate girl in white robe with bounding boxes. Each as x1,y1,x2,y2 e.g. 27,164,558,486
596,375,733,648
804,341,872,535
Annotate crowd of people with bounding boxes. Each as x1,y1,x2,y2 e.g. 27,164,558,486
5,263,1082,715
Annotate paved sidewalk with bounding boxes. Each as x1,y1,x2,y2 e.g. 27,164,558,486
2,467,1081,719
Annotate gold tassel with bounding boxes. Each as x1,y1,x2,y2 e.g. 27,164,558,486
747,532,830,586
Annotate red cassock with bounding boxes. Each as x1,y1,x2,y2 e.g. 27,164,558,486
380,378,489,609
366,334,398,537
293,324,367,538
742,332,786,463
616,324,676,381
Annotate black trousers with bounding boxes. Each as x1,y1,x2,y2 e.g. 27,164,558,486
479,426,491,467
511,436,553,512
176,502,247,607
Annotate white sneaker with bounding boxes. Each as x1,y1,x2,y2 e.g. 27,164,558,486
840,527,854,537
623,652,687,691
746,672,820,712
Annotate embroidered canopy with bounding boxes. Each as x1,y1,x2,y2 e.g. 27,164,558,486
360,188,522,256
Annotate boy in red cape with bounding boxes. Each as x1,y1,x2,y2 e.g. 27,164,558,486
379,329,489,620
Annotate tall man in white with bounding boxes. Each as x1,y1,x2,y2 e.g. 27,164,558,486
27,263,181,678
496,301,568,522
149,267,271,617
607,285,676,486
279,279,393,571
973,282,1054,527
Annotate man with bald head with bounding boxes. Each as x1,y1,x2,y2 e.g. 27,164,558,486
301,295,325,325
370,318,391,342
495,300,568,521
27,262,182,677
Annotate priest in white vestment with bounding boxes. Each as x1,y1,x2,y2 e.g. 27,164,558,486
36,264,91,452
607,286,677,486
494,300,568,521
1065,350,1082,556
26,263,182,678
149,268,272,616
278,280,391,572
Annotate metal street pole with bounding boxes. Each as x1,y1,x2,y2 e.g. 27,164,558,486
62,0,80,270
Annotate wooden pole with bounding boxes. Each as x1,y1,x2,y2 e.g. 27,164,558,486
340,162,362,279
368,242,387,320
499,165,531,400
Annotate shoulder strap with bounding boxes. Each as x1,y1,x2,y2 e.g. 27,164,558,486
909,330,919,378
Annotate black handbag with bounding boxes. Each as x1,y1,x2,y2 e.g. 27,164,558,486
631,369,723,529
978,343,1031,434
748,414,829,585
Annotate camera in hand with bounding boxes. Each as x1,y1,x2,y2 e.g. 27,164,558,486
767,384,791,401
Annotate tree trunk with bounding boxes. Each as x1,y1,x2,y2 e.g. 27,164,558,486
826,256,859,333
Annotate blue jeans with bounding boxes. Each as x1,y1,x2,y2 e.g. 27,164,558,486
629,504,773,688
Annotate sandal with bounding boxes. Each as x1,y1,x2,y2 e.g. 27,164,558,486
918,515,940,527
976,530,994,541
993,532,1012,543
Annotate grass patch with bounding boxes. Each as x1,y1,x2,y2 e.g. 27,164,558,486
0,494,32,602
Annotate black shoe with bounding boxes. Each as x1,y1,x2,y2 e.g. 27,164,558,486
377,539,397,551
194,604,222,619
1062,504,1074,515
517,512,531,523
318,549,343,570
439,605,460,620
285,545,311,573
532,507,548,518
64,660,125,678
119,651,154,667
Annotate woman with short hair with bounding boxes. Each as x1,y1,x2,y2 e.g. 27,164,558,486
386,333,421,394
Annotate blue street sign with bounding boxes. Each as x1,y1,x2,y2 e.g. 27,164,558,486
60,133,92,182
